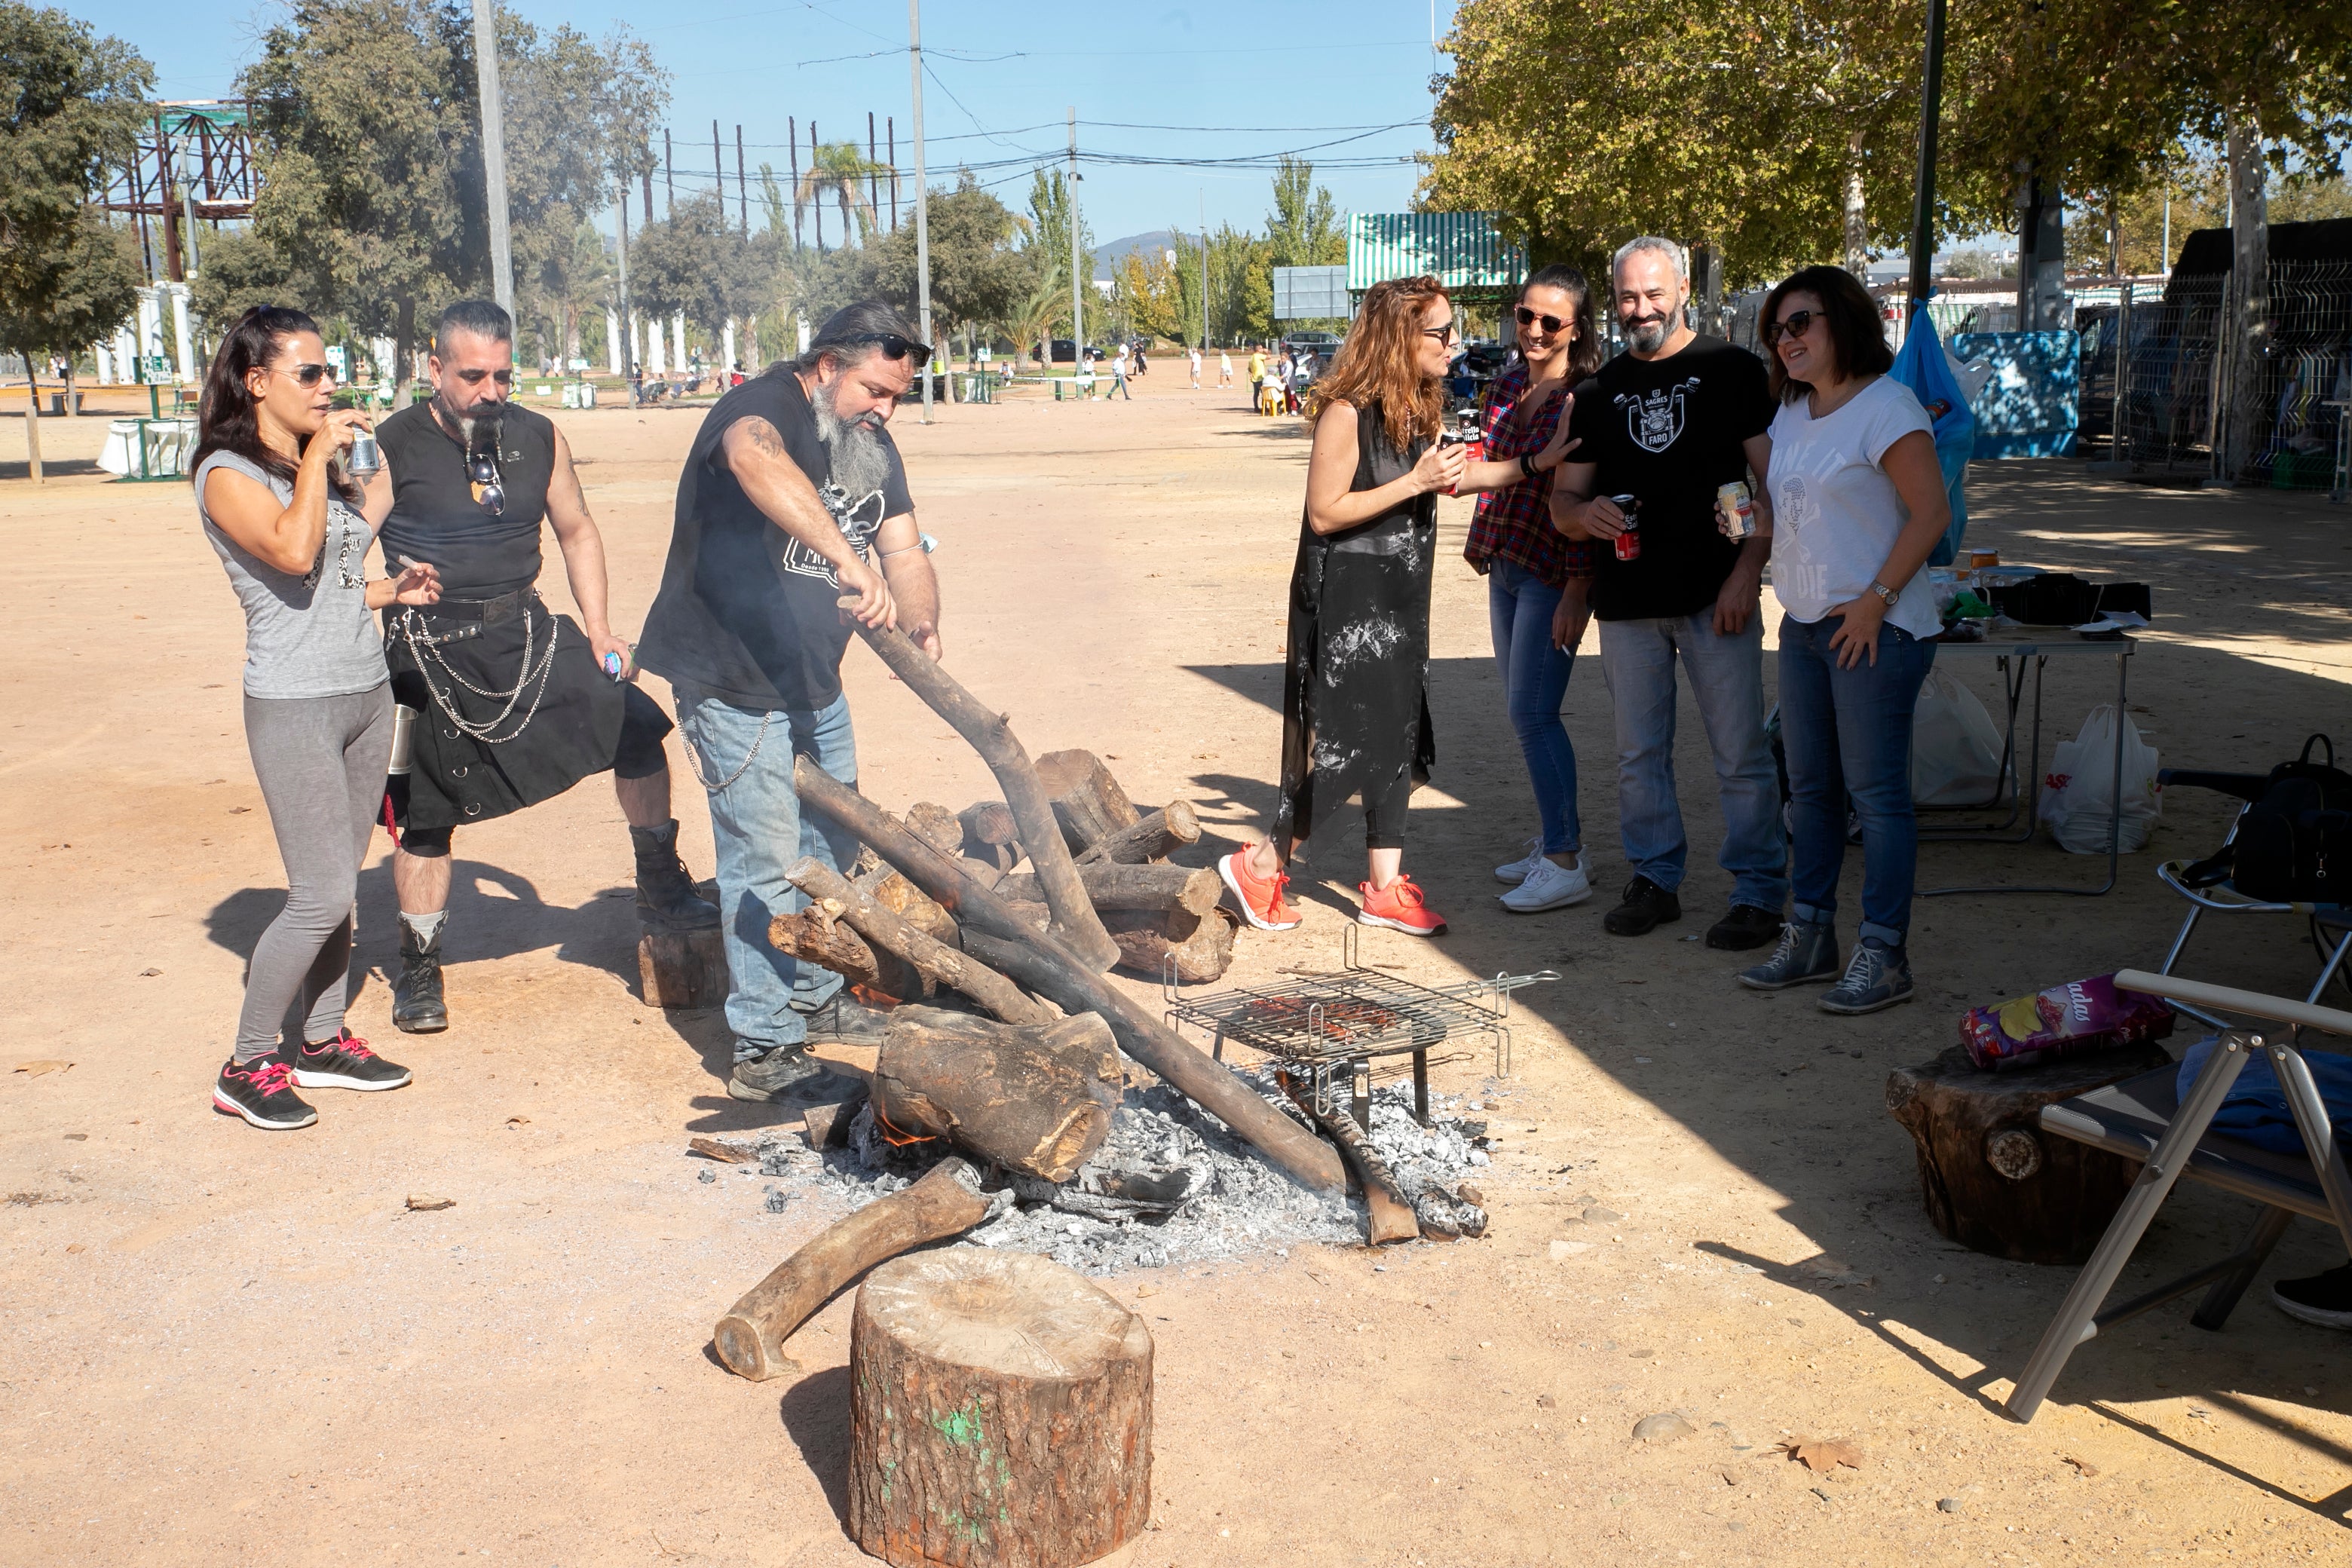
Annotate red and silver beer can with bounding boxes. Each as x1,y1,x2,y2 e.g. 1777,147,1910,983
1610,494,1642,562
1716,480,1754,539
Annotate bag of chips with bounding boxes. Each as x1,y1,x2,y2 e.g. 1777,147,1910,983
1959,973,2176,1070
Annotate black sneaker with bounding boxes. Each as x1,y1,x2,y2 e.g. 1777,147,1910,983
1738,920,1840,989
632,818,722,931
392,920,448,1034
1707,903,1786,951
291,1030,412,1092
1602,875,1681,936
2273,1262,2352,1329
1818,939,1916,1015
797,992,892,1049
728,1046,852,1104
212,1057,318,1130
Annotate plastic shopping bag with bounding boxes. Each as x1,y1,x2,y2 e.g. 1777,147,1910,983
2038,705,2161,853
1911,670,2010,807
1888,311,1975,565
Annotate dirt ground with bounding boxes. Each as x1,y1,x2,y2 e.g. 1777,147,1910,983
5,367,2352,1566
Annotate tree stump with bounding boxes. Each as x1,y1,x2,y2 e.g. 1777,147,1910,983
849,1251,1153,1568
1885,1043,2172,1264
1104,907,1236,985
639,926,728,1009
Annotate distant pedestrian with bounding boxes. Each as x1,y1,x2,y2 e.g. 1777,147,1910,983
1110,345,1132,400
1222,276,1527,939
1134,344,1149,376
1247,345,1266,403
1737,265,1948,1015
1219,350,1233,387
1190,346,1203,388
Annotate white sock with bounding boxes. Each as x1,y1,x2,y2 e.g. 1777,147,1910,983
400,909,448,944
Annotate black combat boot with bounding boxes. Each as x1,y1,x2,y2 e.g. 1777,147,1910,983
392,918,449,1034
632,817,721,931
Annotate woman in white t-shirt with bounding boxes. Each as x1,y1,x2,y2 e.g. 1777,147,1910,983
1738,265,1951,1016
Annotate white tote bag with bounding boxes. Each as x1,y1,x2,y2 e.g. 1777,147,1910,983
1911,671,2011,808
2038,705,2162,853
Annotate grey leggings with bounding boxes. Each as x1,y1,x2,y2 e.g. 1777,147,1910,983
234,685,394,1061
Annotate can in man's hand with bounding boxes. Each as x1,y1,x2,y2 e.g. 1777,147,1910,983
1715,480,1754,540
1609,495,1642,562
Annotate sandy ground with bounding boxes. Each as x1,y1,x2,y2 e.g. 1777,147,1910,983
5,370,2352,1566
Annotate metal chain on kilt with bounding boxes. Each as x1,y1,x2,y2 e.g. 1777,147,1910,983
395,602,559,745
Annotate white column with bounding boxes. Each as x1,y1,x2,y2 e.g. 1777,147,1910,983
722,318,737,374
605,308,623,375
648,317,666,375
672,311,688,371
113,320,138,381
168,283,196,384
93,344,113,384
796,316,812,357
136,287,164,378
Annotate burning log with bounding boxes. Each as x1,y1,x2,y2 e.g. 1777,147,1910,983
873,1005,1122,1181
1104,907,1238,985
848,1251,1153,1568
712,1156,996,1383
848,620,1118,970
1034,748,1142,855
957,800,1021,871
767,907,899,998
1278,1070,1418,1245
1075,800,1202,865
792,756,1346,1195
994,861,1222,917
782,859,1054,1027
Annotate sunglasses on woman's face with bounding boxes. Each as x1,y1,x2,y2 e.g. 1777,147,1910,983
277,363,337,387
1762,308,1824,346
1514,305,1570,335
847,332,933,363
1421,322,1460,344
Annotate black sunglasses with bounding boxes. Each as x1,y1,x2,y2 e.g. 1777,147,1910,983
845,332,932,363
1763,308,1825,346
277,363,337,387
1514,305,1571,335
466,450,506,516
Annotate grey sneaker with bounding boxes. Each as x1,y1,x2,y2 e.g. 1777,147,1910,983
1818,939,1916,1015
795,992,891,1048
1738,920,1840,991
727,1046,851,1104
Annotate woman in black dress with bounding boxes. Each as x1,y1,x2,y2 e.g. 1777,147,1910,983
1220,275,1557,936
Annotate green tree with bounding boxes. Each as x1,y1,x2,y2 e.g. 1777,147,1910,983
862,172,1026,356
796,140,890,250
631,191,761,342
188,227,305,323
1264,158,1346,268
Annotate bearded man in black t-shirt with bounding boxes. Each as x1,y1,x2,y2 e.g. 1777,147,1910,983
1551,237,1789,951
637,303,942,1103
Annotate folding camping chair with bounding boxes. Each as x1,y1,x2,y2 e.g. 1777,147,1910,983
2005,969,2352,1422
2154,765,2352,1025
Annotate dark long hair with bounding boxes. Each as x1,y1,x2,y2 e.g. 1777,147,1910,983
1760,265,1894,403
1518,263,1603,380
191,305,359,502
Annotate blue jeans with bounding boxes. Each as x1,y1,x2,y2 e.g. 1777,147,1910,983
1777,615,1935,945
673,686,862,1061
1485,562,1582,856
1597,611,1787,911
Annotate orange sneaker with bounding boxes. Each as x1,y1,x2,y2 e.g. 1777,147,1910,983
1219,847,1302,931
1358,873,1447,936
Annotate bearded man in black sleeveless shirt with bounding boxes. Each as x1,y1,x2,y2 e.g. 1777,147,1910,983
374,300,715,1033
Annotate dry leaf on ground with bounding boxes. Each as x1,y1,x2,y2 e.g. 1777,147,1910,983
405,1195,455,1212
14,1061,72,1077
1783,1438,1864,1473
2063,1455,2100,1478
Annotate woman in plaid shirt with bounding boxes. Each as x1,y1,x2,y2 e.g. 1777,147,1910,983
1466,264,1606,913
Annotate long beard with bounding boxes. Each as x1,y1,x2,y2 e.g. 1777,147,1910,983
811,382,892,498
458,406,503,458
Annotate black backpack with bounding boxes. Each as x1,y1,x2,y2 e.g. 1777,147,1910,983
2184,736,2352,903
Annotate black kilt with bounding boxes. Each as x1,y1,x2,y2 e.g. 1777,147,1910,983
384,590,648,833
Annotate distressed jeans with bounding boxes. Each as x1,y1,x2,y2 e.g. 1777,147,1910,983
673,685,862,1061
1597,611,1787,912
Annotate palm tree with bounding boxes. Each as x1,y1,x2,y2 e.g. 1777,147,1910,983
794,141,889,251
1005,259,1067,370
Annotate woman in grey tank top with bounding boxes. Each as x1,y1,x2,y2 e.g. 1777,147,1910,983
192,306,443,1130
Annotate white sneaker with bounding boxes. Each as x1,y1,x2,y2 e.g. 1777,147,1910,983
1499,856,1591,912
1493,837,1545,884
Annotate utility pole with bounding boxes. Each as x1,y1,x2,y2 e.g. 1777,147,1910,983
1068,109,1084,382
737,124,749,235
1199,189,1210,351
868,112,880,238
910,0,935,421
472,0,513,317
616,179,637,406
712,119,724,216
888,117,899,231
1903,0,1946,324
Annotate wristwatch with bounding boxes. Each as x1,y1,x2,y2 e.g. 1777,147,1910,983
1868,580,1900,608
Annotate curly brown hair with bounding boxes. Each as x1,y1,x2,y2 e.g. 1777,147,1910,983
1306,274,1449,454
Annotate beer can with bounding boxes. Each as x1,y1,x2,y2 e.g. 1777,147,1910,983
1609,494,1642,562
1716,480,1755,540
345,428,382,479
387,703,416,775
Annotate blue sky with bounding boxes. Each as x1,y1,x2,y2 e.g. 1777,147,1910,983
64,0,1454,247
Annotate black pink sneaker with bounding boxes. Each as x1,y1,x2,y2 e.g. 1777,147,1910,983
291,1030,412,1092
213,1057,318,1130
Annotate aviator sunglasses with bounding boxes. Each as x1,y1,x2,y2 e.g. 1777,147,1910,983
1762,308,1826,346
466,449,506,516
1514,305,1572,335
277,363,338,387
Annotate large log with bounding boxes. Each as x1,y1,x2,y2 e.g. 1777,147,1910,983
1104,907,1237,985
859,862,962,946
849,1251,1153,1568
994,862,1222,917
848,622,1119,969
783,859,1054,1027
1075,800,1202,865
1034,749,1141,854
1885,1044,2170,1264
712,1156,994,1383
793,756,1346,1194
874,1005,1122,1181
957,801,1021,871
906,801,967,859
767,907,900,998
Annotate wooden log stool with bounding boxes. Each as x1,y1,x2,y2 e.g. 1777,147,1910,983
1886,1043,2173,1265
849,1250,1153,1568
